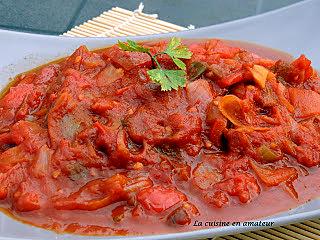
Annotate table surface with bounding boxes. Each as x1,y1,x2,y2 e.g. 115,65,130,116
0,0,302,35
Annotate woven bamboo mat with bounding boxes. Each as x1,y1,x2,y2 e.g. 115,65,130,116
63,4,320,240
62,4,187,37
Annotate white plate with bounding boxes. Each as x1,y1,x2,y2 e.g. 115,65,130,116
0,0,319,239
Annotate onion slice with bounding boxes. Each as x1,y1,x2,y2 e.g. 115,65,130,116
218,95,246,126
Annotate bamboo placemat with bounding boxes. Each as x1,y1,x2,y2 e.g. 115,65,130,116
62,3,187,37
63,4,320,240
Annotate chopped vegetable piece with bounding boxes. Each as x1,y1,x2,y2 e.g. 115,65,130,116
111,205,126,223
218,95,247,126
186,79,215,112
258,145,281,163
137,186,186,213
250,64,269,89
189,61,207,81
215,173,260,203
66,162,88,181
167,206,191,226
192,162,223,190
288,88,320,118
53,174,128,210
32,145,52,178
203,191,229,208
250,161,298,187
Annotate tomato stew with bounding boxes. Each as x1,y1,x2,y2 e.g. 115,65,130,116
0,39,319,235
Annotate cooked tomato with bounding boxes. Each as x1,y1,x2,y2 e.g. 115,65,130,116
137,186,186,213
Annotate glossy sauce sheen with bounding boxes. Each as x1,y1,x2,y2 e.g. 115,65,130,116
0,39,319,236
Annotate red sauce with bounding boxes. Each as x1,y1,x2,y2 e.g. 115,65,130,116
0,39,319,236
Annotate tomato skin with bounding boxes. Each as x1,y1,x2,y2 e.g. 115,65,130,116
0,84,34,129
273,55,315,85
137,186,186,213
167,206,191,226
192,162,222,190
289,55,314,84
289,88,320,118
250,160,298,187
53,174,128,211
14,192,40,212
0,163,27,200
203,191,229,208
215,173,261,203
186,79,215,113
13,180,43,212
103,46,152,70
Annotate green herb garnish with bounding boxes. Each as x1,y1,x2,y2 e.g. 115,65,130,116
118,37,192,91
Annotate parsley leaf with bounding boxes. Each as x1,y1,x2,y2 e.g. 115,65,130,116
148,69,186,91
117,40,150,53
172,58,186,70
164,37,193,59
118,38,192,91
164,37,192,71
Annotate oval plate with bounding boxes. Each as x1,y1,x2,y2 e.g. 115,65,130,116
0,0,319,239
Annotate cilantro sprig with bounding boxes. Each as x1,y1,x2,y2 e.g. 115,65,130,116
118,37,192,91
